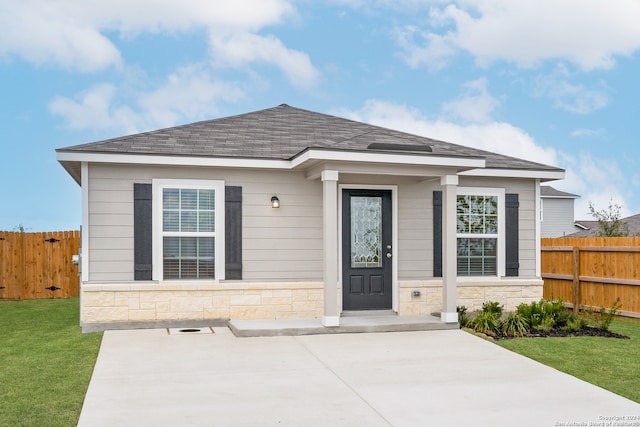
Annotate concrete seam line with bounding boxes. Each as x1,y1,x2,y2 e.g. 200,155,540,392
293,336,394,427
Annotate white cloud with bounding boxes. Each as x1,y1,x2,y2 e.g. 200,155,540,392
0,0,320,88
50,66,244,134
336,99,557,166
138,66,245,128
534,71,609,114
329,0,446,14
0,3,122,72
394,25,456,71
441,78,500,123
395,0,640,71
570,128,605,137
209,32,319,89
559,152,633,219
338,99,636,219
49,84,138,133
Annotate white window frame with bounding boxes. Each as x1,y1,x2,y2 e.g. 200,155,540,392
456,187,505,277
152,179,225,281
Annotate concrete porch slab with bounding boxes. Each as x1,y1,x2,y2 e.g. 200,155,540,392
228,314,458,337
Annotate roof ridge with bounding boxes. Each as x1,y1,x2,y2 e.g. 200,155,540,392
55,104,564,174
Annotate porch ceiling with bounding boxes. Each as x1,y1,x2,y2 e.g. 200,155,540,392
301,159,474,180
295,148,485,180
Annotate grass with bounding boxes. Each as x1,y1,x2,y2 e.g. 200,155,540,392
0,297,103,427
496,316,640,403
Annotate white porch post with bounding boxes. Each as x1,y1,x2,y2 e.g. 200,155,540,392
322,170,340,327
441,175,459,323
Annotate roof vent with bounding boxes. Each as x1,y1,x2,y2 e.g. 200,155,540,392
367,143,432,152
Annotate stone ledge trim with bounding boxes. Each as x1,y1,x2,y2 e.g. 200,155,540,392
82,281,325,292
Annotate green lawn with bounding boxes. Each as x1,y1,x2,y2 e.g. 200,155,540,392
497,317,640,403
0,298,103,427
1,299,638,425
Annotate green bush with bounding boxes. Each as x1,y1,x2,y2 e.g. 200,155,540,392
553,310,571,328
502,312,530,337
517,298,569,330
457,305,471,328
585,298,622,331
545,298,567,317
532,315,555,333
481,301,504,317
471,311,501,336
516,302,533,320
561,315,588,332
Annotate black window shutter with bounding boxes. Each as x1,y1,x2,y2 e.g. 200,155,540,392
433,191,443,277
134,183,153,280
505,193,519,277
225,186,242,280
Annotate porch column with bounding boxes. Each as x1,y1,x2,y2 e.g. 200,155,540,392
321,170,340,327
441,175,459,323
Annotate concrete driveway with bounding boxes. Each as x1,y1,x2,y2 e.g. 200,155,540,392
78,328,640,427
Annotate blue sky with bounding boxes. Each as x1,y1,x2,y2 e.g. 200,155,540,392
1,0,639,231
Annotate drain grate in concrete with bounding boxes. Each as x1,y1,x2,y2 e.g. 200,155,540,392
167,327,215,335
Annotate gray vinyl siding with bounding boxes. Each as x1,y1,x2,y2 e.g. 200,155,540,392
87,163,323,281
86,164,540,281
241,178,322,280
397,179,433,279
541,198,576,238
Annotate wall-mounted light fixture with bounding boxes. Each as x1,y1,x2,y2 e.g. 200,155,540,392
271,195,280,208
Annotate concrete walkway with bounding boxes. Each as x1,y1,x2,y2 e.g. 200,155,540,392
79,328,640,427
229,313,458,337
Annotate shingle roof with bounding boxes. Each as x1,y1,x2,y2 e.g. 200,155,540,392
540,186,580,198
569,213,640,237
57,104,563,172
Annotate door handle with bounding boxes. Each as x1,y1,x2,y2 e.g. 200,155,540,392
386,253,392,258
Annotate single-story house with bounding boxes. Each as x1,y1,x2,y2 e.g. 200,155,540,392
56,104,565,331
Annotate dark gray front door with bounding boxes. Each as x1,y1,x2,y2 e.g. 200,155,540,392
342,189,392,310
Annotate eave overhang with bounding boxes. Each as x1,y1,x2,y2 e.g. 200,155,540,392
56,147,563,184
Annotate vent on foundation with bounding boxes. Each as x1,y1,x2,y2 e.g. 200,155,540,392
167,327,215,335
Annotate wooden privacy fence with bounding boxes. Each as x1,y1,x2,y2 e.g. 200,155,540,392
0,230,80,300
541,236,640,317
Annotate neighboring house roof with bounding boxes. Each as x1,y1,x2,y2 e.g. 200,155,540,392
56,104,564,183
569,213,640,237
540,185,580,199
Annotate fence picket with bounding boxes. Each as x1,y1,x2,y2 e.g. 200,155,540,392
542,237,640,317
0,230,80,300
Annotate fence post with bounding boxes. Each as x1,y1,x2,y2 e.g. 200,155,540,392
572,246,580,313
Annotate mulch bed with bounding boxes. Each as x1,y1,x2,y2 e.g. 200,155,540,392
494,327,630,340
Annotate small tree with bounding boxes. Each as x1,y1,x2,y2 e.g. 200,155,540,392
12,223,29,233
588,200,629,237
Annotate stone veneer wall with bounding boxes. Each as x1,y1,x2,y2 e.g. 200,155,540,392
81,281,324,325
81,279,543,326
397,279,544,316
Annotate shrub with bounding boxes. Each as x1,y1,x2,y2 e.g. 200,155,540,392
545,298,567,319
561,315,588,332
532,315,555,333
516,302,533,320
502,312,530,337
518,298,568,330
533,316,555,332
481,301,504,317
587,298,622,331
471,311,500,336
457,306,471,328
553,310,571,328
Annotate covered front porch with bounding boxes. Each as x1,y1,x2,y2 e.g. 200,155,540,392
305,153,480,327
